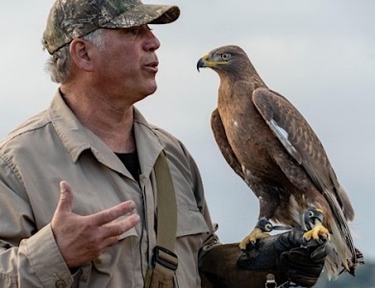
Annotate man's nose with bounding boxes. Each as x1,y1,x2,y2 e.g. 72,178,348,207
144,30,161,52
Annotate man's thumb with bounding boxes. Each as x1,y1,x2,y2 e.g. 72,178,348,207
56,180,73,213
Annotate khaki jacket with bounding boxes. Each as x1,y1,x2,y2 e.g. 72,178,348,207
0,91,217,287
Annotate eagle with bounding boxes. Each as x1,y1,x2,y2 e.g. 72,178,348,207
196,45,362,277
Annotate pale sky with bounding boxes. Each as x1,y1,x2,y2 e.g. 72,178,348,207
1,0,374,262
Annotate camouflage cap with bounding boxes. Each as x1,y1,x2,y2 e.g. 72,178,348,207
42,0,180,54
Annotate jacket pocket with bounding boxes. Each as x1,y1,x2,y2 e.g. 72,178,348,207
176,206,210,237
118,227,138,241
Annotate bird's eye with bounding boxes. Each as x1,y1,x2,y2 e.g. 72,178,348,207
309,210,315,217
221,53,231,61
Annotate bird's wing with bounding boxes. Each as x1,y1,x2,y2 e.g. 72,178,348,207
211,108,245,180
252,87,354,221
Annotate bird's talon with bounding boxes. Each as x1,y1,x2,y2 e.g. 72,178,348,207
239,226,271,250
239,239,249,250
303,223,330,241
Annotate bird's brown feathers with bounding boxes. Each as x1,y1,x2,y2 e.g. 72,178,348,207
198,45,361,276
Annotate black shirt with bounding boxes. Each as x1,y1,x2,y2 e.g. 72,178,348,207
116,151,141,182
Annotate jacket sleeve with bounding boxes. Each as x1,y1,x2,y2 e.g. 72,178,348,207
0,159,74,287
177,142,221,254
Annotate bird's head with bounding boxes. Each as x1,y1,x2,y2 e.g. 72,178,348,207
197,45,251,77
304,208,324,230
256,218,274,233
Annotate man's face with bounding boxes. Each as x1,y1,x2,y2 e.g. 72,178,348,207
92,25,161,104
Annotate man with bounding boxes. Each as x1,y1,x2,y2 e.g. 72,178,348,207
0,0,328,287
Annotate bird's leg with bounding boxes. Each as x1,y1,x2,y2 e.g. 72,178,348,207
239,218,273,250
303,208,330,241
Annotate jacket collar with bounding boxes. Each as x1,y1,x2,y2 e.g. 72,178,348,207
49,90,165,178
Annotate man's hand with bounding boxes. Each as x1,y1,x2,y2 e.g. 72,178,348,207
200,228,329,288
275,229,329,287
237,228,329,287
51,181,140,268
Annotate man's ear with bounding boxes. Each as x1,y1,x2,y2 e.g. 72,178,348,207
69,39,94,72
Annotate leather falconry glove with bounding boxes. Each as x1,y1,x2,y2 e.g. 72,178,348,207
199,228,329,288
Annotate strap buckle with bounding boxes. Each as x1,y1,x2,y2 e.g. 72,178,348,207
152,246,178,271
265,273,276,288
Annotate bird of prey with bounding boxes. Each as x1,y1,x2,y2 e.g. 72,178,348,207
197,45,362,277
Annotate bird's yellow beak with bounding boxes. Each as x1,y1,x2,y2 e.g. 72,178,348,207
197,54,227,72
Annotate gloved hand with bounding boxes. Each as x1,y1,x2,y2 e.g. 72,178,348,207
200,228,329,288
237,228,329,287
279,231,328,286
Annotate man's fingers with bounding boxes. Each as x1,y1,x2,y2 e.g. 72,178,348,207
122,213,140,231
90,200,137,226
104,213,140,238
55,180,74,214
310,242,330,262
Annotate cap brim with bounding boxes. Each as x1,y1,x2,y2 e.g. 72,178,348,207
102,4,180,29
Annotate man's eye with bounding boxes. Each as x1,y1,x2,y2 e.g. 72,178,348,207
129,27,141,35
127,25,151,36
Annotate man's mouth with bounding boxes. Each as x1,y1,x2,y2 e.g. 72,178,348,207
144,61,159,73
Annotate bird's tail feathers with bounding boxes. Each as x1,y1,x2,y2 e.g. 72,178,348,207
323,189,362,277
